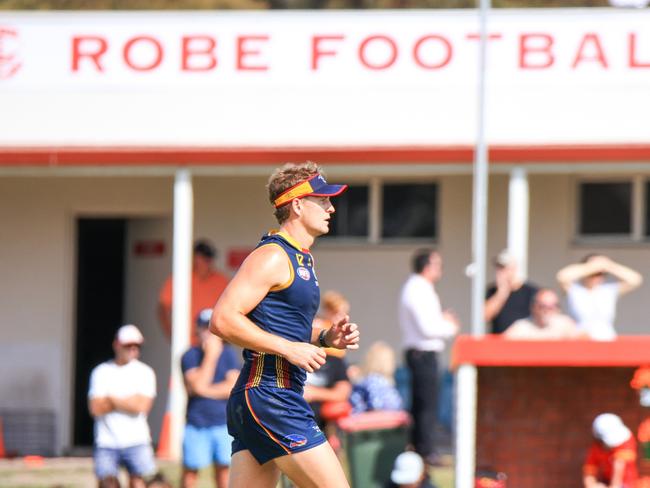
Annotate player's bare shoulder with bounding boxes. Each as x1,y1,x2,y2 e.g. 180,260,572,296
237,241,291,288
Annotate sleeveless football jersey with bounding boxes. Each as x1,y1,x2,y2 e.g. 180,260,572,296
233,231,320,393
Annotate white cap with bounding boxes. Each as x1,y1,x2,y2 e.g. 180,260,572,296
115,324,144,345
390,451,424,485
493,249,517,267
592,413,632,448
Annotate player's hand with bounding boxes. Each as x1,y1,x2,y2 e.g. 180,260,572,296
325,314,360,350
284,342,326,373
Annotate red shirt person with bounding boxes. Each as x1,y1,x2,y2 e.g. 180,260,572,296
158,240,229,346
583,413,638,488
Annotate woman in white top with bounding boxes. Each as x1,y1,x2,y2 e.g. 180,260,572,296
556,254,642,340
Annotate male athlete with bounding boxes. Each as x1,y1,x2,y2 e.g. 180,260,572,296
210,162,360,488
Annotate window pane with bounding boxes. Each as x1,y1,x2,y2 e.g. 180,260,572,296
579,182,631,235
382,183,437,238
325,185,368,238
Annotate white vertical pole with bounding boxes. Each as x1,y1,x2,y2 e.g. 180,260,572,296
470,0,490,338
455,364,478,488
459,0,490,486
507,167,529,280
169,168,193,461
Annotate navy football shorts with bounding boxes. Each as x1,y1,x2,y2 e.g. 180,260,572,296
227,386,327,465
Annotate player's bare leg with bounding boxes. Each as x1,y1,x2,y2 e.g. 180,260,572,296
273,442,350,488
228,450,280,488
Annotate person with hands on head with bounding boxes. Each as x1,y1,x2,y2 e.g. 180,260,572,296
557,254,642,340
181,308,241,488
210,161,359,488
583,413,639,488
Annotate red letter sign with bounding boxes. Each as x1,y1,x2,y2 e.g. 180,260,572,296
182,35,217,71
72,36,108,72
413,35,452,70
519,33,554,69
123,36,163,72
237,35,269,71
572,33,608,69
311,35,344,70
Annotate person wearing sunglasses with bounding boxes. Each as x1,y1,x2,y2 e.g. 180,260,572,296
504,289,587,340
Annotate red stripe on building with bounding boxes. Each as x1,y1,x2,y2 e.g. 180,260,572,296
1,144,650,166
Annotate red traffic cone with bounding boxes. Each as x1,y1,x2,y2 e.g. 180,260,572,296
156,378,173,460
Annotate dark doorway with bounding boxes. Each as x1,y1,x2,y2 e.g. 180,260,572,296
73,218,126,447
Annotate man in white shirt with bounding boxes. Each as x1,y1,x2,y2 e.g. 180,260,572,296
399,249,459,466
88,324,157,488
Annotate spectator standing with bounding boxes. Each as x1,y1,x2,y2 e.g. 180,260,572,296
181,309,240,488
485,250,538,334
385,451,437,488
350,341,403,414
304,291,353,429
583,413,638,488
88,325,157,488
158,239,229,345
557,254,642,340
504,289,587,340
398,249,459,466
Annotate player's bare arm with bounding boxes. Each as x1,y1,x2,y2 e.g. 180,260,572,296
211,244,326,373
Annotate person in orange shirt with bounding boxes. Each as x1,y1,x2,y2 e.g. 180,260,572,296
158,240,229,346
583,413,639,488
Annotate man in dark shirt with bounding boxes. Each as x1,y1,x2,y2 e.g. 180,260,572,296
484,250,538,334
181,309,241,488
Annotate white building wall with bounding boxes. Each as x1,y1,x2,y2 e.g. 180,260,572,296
1,171,648,453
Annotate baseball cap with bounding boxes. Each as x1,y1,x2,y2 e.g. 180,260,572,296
196,308,213,328
273,174,348,208
390,451,424,485
115,324,144,345
193,240,216,259
493,249,516,267
592,413,632,448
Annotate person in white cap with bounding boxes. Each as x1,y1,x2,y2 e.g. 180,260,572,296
386,451,436,488
583,413,638,488
88,324,157,488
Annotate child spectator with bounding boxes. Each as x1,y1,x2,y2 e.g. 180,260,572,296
583,413,638,488
350,341,403,414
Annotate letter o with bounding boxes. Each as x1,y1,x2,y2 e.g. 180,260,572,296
358,35,398,70
413,35,452,69
123,36,163,71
